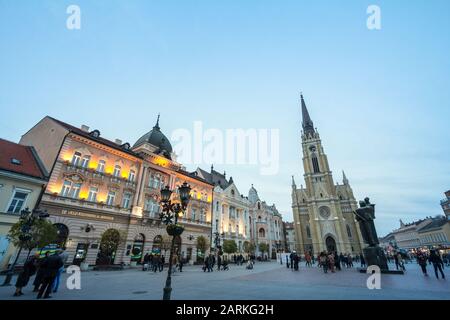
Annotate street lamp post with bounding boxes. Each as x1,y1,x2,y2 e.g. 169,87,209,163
2,208,49,286
159,182,191,301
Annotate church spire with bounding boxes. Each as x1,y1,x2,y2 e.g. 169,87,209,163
301,94,315,135
342,170,349,185
292,175,297,189
154,113,161,130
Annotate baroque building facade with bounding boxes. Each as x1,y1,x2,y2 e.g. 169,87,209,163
195,167,251,254
291,95,364,255
248,185,284,258
19,116,214,266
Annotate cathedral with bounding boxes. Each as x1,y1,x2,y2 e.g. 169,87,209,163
291,95,365,255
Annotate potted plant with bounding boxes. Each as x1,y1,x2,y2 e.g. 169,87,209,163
166,224,184,236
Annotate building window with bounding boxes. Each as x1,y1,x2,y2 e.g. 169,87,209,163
312,155,320,173
106,191,116,206
259,228,265,238
71,152,81,166
129,170,135,182
113,165,121,177
81,155,91,168
97,160,105,173
87,187,98,202
216,201,219,212
306,225,311,239
61,180,72,197
122,193,132,209
7,190,29,213
60,180,81,198
346,225,352,238
191,209,196,221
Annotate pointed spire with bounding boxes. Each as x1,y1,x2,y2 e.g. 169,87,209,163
211,164,214,173
343,170,349,185
229,176,233,184
301,94,315,135
291,175,297,188
154,113,160,130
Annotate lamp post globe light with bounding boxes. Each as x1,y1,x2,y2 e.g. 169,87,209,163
2,207,50,286
159,182,191,301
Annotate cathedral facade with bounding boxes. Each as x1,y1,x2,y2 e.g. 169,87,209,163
291,95,365,256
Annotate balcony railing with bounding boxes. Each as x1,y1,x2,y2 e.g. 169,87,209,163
62,161,136,187
43,193,132,215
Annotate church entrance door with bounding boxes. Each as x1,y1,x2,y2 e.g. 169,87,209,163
325,236,336,252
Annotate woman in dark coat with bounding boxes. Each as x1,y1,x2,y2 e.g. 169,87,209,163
14,253,39,296
33,252,49,292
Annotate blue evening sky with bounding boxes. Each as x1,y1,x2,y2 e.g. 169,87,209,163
0,0,449,235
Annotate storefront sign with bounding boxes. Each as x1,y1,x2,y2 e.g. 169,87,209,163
61,209,115,221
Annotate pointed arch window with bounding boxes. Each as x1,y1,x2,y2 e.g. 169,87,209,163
311,154,320,173
306,225,311,239
346,225,352,238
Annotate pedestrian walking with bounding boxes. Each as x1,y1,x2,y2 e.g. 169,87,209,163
159,255,165,272
397,252,406,272
52,248,69,293
320,252,328,273
417,253,428,276
334,252,341,271
37,252,63,299
429,250,445,279
360,253,366,268
33,251,49,292
14,253,39,297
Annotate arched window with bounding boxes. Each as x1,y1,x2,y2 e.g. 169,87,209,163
259,228,266,238
311,154,320,173
258,216,262,222
152,235,163,254
346,225,352,238
257,203,261,210
306,225,311,239
54,223,69,247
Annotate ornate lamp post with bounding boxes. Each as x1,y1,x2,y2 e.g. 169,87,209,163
2,208,49,286
159,182,191,301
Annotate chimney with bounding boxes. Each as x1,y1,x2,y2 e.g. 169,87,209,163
81,125,90,132
115,139,122,145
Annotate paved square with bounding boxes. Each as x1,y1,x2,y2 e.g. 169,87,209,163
0,261,449,300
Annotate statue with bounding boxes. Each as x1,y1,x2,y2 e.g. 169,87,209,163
354,197,391,272
354,197,379,247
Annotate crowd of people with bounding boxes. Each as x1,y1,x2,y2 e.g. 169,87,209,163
13,248,68,299
142,253,185,274
416,250,446,279
285,251,364,273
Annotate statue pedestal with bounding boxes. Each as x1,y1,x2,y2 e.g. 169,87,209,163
363,246,388,270
359,246,403,274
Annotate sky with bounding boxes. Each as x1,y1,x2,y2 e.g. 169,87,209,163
0,0,449,236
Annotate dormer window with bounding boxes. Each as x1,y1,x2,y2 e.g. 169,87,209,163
121,143,131,150
89,130,101,138
11,158,21,165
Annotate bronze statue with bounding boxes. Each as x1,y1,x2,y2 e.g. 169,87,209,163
354,197,379,247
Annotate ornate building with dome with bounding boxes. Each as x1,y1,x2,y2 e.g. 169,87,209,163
18,115,214,266
291,95,365,256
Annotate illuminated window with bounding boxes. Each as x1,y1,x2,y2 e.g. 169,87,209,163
106,191,116,206
88,187,98,202
113,165,121,177
122,193,132,209
60,180,81,198
81,155,91,168
61,180,72,197
97,160,105,173
129,170,136,182
71,152,81,166
7,190,29,213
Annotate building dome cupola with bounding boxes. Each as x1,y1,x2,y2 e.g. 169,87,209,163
133,114,173,159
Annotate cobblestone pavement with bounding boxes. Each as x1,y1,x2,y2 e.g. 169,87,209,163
0,261,449,300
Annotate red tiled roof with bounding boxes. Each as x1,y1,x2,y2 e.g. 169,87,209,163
0,138,47,180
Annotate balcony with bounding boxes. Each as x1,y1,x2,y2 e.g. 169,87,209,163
42,193,132,215
62,161,135,186
178,217,212,228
